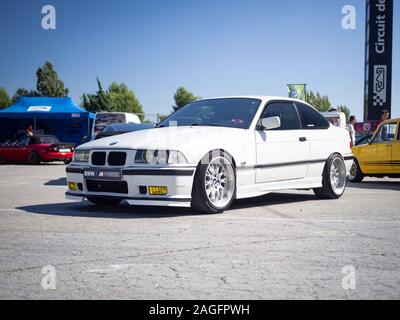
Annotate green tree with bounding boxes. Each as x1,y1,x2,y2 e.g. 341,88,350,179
108,82,144,120
306,90,352,119
337,105,351,121
81,80,144,120
173,87,199,112
306,90,331,112
81,78,110,112
11,87,40,104
0,87,11,109
36,61,69,97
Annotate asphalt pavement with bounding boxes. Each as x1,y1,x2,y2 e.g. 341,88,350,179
0,164,399,299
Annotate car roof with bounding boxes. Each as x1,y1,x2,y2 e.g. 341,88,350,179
95,112,140,116
195,96,309,104
320,112,346,116
383,118,400,123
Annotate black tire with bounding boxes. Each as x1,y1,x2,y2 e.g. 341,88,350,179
28,152,41,165
0,154,5,165
314,154,347,200
86,196,122,206
64,159,72,165
348,159,364,183
191,151,236,214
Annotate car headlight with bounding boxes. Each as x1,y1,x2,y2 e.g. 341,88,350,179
135,150,188,164
73,150,90,163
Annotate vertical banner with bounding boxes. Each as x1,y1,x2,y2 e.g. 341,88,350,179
287,84,307,101
364,0,393,121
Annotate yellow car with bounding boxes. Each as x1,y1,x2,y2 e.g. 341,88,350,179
349,118,400,182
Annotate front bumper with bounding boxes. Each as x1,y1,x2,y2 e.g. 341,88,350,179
65,165,196,207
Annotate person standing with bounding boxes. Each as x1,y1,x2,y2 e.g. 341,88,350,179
375,110,390,128
373,110,389,140
347,115,356,147
26,125,34,136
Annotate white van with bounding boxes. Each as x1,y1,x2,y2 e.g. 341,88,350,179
92,112,141,137
321,112,347,130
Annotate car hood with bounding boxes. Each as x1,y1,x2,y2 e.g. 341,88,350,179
79,126,254,164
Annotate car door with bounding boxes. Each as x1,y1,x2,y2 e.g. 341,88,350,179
255,101,310,183
13,137,31,163
0,144,14,162
390,121,400,173
295,103,333,175
362,122,396,174
355,141,377,174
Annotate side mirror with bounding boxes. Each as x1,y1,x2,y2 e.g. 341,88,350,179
261,116,281,130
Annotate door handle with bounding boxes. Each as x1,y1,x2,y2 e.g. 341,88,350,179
299,137,307,142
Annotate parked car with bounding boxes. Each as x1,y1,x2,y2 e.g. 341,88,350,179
321,112,347,130
0,135,75,165
92,112,141,137
349,118,400,182
93,123,154,140
66,96,353,214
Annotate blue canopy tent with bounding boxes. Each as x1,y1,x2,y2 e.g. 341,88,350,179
0,97,95,145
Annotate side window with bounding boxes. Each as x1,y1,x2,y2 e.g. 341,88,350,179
296,103,330,129
17,137,30,147
260,102,301,130
28,137,39,145
373,123,397,143
397,123,400,141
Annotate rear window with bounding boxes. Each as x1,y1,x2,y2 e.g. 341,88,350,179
325,115,341,127
94,113,127,133
38,136,59,144
296,103,330,129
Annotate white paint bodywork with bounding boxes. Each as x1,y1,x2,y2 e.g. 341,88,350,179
66,96,353,207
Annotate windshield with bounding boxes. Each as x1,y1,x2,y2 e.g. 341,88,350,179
39,136,60,144
28,136,60,145
158,98,261,129
94,113,126,133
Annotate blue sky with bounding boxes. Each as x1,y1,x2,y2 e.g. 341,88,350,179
0,0,399,119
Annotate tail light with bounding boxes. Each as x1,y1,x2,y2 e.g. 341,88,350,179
47,146,58,152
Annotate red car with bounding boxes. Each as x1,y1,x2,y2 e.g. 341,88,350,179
0,135,75,165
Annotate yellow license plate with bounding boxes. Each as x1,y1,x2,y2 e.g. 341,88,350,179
148,186,168,195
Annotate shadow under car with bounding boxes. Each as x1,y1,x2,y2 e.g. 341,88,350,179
17,192,317,219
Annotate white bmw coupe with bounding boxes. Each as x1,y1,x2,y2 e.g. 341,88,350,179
66,96,353,213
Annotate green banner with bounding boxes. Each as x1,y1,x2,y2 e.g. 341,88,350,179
287,84,307,101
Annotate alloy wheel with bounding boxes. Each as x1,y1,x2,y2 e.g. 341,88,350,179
204,156,235,209
330,157,346,195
